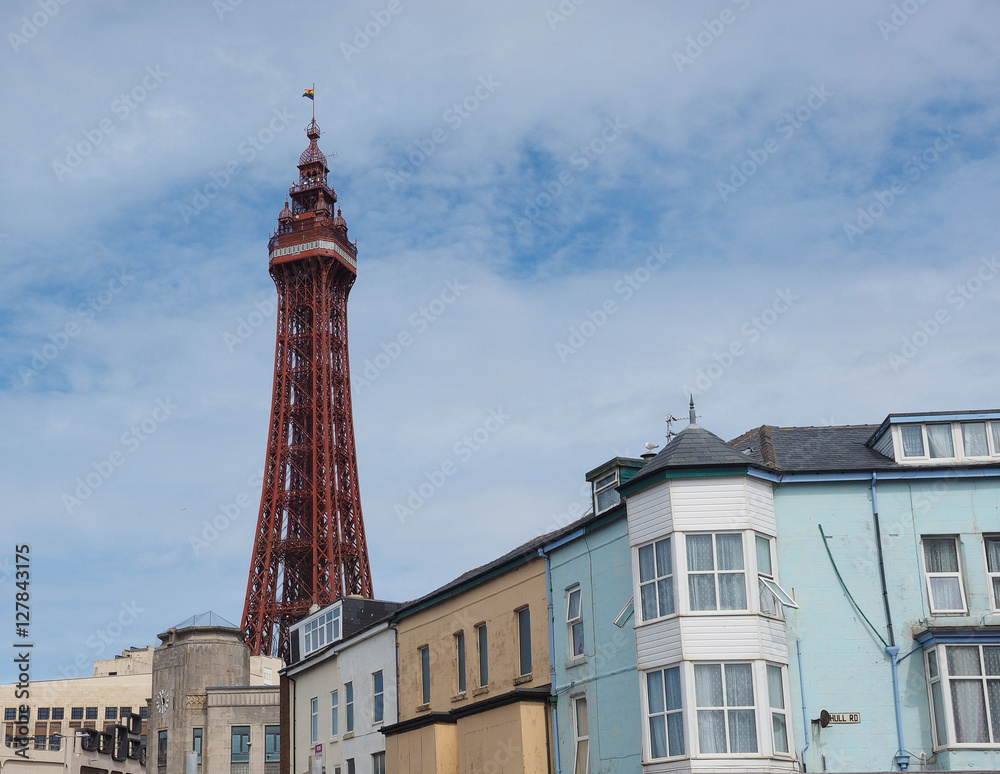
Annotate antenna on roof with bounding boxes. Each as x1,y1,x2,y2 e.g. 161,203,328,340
664,413,683,443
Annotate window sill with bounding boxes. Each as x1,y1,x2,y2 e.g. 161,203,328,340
513,674,533,686
414,704,430,714
343,731,354,739
451,692,467,703
565,655,587,668
472,686,490,697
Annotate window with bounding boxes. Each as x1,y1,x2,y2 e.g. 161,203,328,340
767,665,789,753
594,469,620,513
310,697,319,743
986,537,1000,611
926,644,1000,745
331,689,339,736
37,708,49,721
419,646,431,705
71,707,83,720
756,535,797,616
567,587,584,657
49,734,61,751
373,671,384,724
902,423,956,458
265,725,280,762
51,708,63,721
231,726,250,766
34,735,45,750
119,706,131,718
456,632,467,693
646,666,684,759
694,663,757,754
573,696,590,774
157,730,167,774
901,424,925,457
517,607,532,676
3,709,14,721
962,422,991,457
105,707,117,720
639,537,675,621
86,707,98,720
303,607,343,655
372,751,386,774
923,537,967,613
477,624,489,687
347,759,356,774
193,728,203,770
139,706,149,719
687,534,747,611
346,682,355,733
263,667,272,684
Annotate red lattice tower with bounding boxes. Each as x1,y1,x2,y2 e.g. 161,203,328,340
242,117,373,658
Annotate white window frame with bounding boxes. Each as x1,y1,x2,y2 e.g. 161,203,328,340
766,664,789,755
685,533,748,613
455,631,467,694
310,697,318,744
644,666,684,761
925,643,1000,749
373,671,384,725
303,607,343,655
693,662,758,755
372,751,386,774
345,681,354,733
922,536,968,614
593,469,620,514
755,534,797,617
331,689,339,737
476,623,489,688
986,536,1000,612
572,695,590,774
567,586,584,658
637,536,676,622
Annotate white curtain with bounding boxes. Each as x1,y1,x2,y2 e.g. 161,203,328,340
988,682,1000,744
719,573,747,610
901,425,924,456
728,709,758,753
649,716,667,759
689,574,716,611
948,646,982,676
930,577,964,611
924,539,959,573
963,422,989,456
951,680,988,743
695,665,727,753
639,544,655,582
993,422,1000,455
697,710,726,753
647,670,665,714
926,424,955,457
640,583,658,621
986,539,1000,573
687,535,714,571
716,534,744,570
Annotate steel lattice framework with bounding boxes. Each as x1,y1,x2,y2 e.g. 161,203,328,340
242,119,373,659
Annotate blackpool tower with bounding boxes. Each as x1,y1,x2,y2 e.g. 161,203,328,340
242,113,373,659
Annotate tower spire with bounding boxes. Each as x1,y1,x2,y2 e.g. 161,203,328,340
242,112,372,659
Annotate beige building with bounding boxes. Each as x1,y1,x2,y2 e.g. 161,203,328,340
383,538,554,774
149,612,281,774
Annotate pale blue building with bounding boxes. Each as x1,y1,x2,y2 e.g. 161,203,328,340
731,410,1000,771
542,457,644,774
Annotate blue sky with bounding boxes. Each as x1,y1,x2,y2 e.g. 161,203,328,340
2,0,1000,681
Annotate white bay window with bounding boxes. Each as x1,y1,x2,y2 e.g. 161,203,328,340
926,643,1000,747
687,534,746,611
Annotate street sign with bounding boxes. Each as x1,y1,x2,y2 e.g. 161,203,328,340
819,710,860,727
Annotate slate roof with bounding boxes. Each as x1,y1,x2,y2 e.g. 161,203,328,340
729,424,897,472
625,423,758,487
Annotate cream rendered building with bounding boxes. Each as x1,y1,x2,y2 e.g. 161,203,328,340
383,539,554,774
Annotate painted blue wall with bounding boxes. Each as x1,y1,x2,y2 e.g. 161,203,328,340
774,475,1000,772
547,510,640,773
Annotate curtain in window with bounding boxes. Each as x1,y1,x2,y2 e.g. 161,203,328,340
716,535,744,570
930,577,964,611
901,425,924,456
689,575,716,611
951,680,988,743
719,573,747,610
641,584,658,621
948,646,981,676
647,672,667,758
924,539,959,573
987,540,1000,573
992,422,1000,455
657,578,675,616
926,424,955,457
989,681,1000,744
656,539,672,575
687,535,714,571
695,665,726,753
725,664,754,705
639,545,655,581
962,423,989,456
728,710,758,753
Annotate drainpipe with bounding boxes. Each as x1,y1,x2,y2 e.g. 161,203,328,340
871,473,896,648
887,647,910,770
539,548,562,774
872,473,909,770
796,639,809,772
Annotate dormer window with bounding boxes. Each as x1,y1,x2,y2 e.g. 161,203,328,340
897,420,1000,462
594,470,620,514
301,606,342,656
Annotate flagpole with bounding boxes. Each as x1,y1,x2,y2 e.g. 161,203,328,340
312,82,315,122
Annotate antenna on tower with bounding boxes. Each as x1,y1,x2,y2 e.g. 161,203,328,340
664,413,683,443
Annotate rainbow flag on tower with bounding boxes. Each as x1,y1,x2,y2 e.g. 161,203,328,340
303,88,314,100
